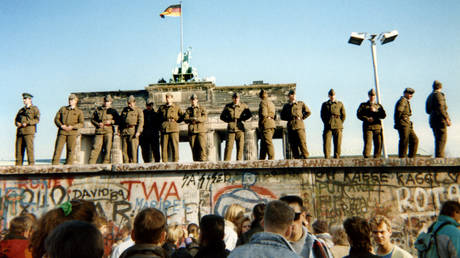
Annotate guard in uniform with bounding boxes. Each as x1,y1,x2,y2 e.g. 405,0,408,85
426,80,451,157
158,93,183,162
184,94,208,161
394,88,418,158
52,94,84,165
88,95,120,164
281,89,311,159
220,92,252,161
258,89,276,160
357,89,387,158
15,93,40,166
140,99,161,163
119,95,144,163
320,89,346,158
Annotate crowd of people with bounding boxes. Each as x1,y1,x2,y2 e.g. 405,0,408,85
1,196,460,258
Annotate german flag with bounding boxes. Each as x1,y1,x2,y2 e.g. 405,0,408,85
160,4,181,18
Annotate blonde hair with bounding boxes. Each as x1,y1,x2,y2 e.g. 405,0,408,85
224,204,245,225
166,223,185,246
368,215,391,230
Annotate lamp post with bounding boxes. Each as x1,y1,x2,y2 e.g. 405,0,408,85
348,30,398,158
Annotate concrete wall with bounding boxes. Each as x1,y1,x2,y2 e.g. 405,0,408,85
1,158,459,254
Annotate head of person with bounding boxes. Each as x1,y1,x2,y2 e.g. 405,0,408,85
68,94,78,107
312,219,329,235
166,223,185,247
224,203,245,227
166,93,173,105
259,89,268,100
6,215,34,239
45,220,104,258
251,203,266,229
440,200,460,222
146,99,154,110
369,215,392,248
368,89,376,102
238,216,251,235
328,89,336,102
403,88,415,100
187,223,199,240
343,216,372,252
199,214,225,247
279,195,305,240
288,89,296,102
22,93,33,107
29,200,98,258
132,208,167,245
330,225,348,246
232,92,240,105
94,216,109,236
190,94,198,106
433,80,443,91
103,95,112,108
263,200,295,238
127,95,136,108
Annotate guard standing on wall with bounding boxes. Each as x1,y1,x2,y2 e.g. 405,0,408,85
52,94,84,165
394,88,418,158
426,80,451,157
220,92,252,161
140,99,161,163
357,89,387,158
280,89,311,159
158,93,183,162
320,89,346,159
258,89,276,160
184,94,208,161
15,93,40,166
119,95,144,163
88,95,120,164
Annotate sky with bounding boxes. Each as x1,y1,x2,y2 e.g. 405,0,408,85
1,0,460,162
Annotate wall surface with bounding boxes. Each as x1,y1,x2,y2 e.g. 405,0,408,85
1,158,459,255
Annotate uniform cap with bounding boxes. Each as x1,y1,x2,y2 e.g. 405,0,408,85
190,94,198,100
68,93,78,100
328,89,335,96
433,80,442,90
288,89,296,96
368,89,376,96
104,95,113,102
404,88,415,94
232,92,240,98
127,95,136,103
22,93,33,99
166,92,173,97
146,98,154,105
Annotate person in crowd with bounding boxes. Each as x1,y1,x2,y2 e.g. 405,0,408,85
238,216,251,236
0,215,34,258
195,214,229,258
330,225,349,258
394,88,418,158
29,200,99,258
163,223,185,256
426,80,451,157
140,99,161,163
258,89,276,160
187,223,199,241
110,221,134,258
229,200,299,258
184,223,200,256
369,215,412,258
14,92,40,166
158,93,184,162
343,216,379,258
312,220,334,249
44,220,104,258
320,89,346,159
119,208,168,258
184,94,208,161
119,95,144,163
223,203,245,250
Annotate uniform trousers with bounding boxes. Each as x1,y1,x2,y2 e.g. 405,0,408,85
288,128,309,159
52,134,77,165
15,134,35,165
89,134,113,164
224,131,244,161
323,129,342,159
161,132,179,162
259,128,275,160
121,134,139,163
189,133,207,161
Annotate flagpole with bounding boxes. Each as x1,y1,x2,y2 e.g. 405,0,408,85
180,0,184,82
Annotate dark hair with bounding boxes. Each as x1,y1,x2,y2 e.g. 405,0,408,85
199,214,225,247
312,220,329,234
440,200,460,217
264,200,295,232
343,216,372,252
433,80,442,90
251,203,266,229
133,208,166,244
279,195,304,208
187,223,199,239
7,215,34,236
45,220,104,258
30,200,98,258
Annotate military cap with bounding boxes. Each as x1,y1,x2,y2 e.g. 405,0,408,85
166,92,173,97
288,89,296,96
433,80,442,90
190,94,198,100
328,89,335,96
104,95,113,102
259,89,268,98
146,98,154,105
127,95,136,103
68,93,78,100
22,93,33,99
404,88,415,94
368,89,376,96
232,92,240,98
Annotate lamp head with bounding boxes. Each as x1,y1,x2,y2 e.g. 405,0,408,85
348,32,366,45
381,30,398,45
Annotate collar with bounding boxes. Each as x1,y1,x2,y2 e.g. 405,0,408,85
67,105,76,110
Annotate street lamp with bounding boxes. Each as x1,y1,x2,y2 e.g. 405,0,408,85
348,30,399,158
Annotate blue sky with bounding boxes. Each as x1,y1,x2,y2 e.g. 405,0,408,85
1,0,460,161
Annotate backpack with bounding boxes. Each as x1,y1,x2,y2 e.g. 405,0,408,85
312,238,333,258
414,221,451,258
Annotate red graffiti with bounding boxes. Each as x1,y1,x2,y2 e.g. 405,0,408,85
120,180,180,201
15,178,74,190
212,184,277,205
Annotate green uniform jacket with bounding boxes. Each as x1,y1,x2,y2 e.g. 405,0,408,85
158,103,184,133
54,106,84,136
394,96,412,129
119,106,144,136
220,102,252,132
258,99,276,129
357,101,386,130
280,101,311,130
91,107,120,134
15,105,40,135
320,100,346,129
184,105,208,134
426,91,450,128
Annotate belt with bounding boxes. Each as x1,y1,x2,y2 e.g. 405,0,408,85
331,115,340,118
291,117,301,121
128,125,136,128
104,124,112,126
168,119,176,122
